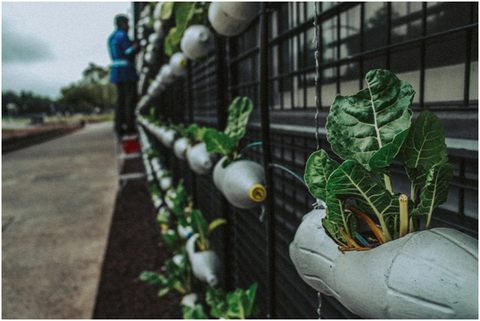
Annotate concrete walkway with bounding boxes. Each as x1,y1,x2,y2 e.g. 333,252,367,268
2,122,119,318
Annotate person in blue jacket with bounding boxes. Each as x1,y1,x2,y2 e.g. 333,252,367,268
108,14,139,137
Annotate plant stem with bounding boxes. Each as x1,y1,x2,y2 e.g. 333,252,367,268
340,228,362,249
347,205,385,244
399,194,409,238
384,174,393,194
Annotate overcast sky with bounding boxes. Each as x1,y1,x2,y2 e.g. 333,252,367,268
2,1,133,99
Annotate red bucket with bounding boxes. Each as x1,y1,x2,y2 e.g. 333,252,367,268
122,137,141,154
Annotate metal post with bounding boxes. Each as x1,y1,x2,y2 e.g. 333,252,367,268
259,3,276,318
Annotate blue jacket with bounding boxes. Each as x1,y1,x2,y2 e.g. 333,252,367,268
108,29,138,83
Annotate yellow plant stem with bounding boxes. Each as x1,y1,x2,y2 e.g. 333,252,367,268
347,205,385,244
399,194,409,238
384,174,394,195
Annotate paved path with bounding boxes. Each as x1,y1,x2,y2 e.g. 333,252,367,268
2,122,118,318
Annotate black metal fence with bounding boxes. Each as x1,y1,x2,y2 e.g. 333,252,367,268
135,2,478,318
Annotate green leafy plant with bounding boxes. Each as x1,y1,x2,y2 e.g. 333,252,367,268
161,228,185,255
304,69,453,251
172,123,208,147
157,206,170,226
165,179,193,227
140,250,192,296
164,2,210,56
150,182,163,207
203,97,254,167
190,209,227,252
182,303,208,319
205,283,260,319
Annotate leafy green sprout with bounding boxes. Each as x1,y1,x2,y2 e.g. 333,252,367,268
161,228,185,256
165,179,193,227
206,283,260,319
182,283,260,319
139,250,192,297
190,209,227,252
172,123,207,147
203,96,254,167
304,69,453,251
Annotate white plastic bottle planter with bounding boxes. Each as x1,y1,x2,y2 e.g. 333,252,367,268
208,2,259,37
218,2,261,21
213,157,267,209
160,176,173,191
180,25,215,61
144,51,156,65
153,126,166,143
186,143,213,175
169,52,188,77
154,20,165,37
164,189,176,210
159,64,175,85
289,209,478,319
186,234,219,286
151,194,163,209
150,158,161,171
177,225,193,239
148,33,159,47
153,2,163,21
172,254,184,266
181,292,199,308
161,129,176,148
173,137,189,160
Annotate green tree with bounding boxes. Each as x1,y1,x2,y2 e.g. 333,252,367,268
57,63,116,113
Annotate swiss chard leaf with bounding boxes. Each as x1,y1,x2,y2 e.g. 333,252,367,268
224,97,253,142
327,160,398,241
326,69,414,171
304,150,340,201
398,110,449,197
161,229,184,255
206,286,228,318
160,2,174,21
182,304,208,319
203,128,237,158
206,284,259,319
190,209,209,238
369,128,409,172
324,192,354,243
139,271,164,286
410,163,453,228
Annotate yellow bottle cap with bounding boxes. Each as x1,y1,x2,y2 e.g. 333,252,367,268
249,184,267,202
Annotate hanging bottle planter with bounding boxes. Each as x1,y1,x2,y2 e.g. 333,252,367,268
186,143,214,175
173,137,189,160
181,292,199,308
178,224,193,239
160,175,173,192
208,2,260,37
213,157,266,209
169,52,188,78
186,234,219,286
161,128,176,148
180,25,215,61
289,209,478,319
290,70,478,319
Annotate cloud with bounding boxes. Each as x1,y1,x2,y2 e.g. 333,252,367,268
2,20,55,63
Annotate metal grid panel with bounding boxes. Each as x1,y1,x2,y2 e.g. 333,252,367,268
136,2,478,319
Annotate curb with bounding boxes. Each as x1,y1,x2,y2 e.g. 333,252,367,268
2,125,83,154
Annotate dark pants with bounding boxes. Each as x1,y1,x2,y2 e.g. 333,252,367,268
115,82,137,136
